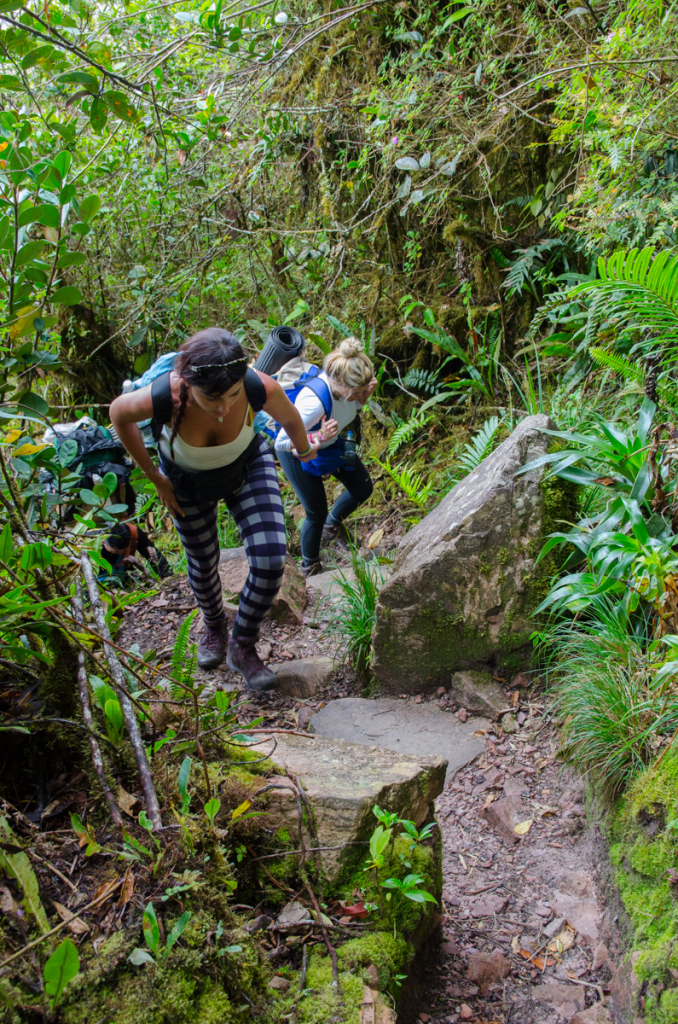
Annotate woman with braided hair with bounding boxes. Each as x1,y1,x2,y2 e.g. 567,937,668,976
110,328,318,690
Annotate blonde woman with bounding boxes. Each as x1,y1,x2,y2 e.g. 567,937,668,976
276,338,377,576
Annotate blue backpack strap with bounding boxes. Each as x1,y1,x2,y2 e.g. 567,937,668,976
243,368,267,412
299,374,333,422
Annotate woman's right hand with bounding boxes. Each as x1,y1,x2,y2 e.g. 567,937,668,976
148,469,185,517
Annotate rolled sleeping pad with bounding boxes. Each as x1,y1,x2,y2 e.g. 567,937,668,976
253,325,305,376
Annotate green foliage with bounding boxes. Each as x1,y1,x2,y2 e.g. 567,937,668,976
537,603,678,793
375,458,433,510
129,902,192,967
323,542,383,682
44,939,80,1012
387,408,431,456
451,416,503,480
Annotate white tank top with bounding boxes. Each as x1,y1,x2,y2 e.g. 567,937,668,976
159,406,256,471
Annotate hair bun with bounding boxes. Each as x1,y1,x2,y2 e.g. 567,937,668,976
338,337,364,358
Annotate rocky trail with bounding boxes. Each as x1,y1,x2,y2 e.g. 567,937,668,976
118,554,626,1024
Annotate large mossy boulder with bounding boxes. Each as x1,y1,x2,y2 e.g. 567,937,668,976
372,414,574,692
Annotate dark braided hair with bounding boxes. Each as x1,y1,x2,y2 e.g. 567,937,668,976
168,328,248,460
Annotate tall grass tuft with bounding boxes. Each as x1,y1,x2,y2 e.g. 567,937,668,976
539,601,678,795
324,541,384,683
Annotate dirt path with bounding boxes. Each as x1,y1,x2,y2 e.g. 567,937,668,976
119,573,621,1024
427,700,619,1024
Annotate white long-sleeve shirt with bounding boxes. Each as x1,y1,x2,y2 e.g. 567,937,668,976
275,371,362,452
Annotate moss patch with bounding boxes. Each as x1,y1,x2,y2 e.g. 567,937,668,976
606,750,678,1022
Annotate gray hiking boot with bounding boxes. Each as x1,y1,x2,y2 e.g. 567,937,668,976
300,559,324,578
227,636,277,691
197,614,229,669
321,520,350,550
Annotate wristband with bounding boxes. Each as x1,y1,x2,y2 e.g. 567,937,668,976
297,444,312,458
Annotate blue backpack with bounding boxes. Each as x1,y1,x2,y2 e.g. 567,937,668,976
262,365,354,477
260,365,332,439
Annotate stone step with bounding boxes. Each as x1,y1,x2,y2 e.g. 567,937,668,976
264,730,446,881
310,697,490,783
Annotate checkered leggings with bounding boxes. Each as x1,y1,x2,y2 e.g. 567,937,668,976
170,439,286,638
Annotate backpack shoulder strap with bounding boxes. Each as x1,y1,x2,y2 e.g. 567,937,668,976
244,368,267,413
302,375,333,420
151,371,173,426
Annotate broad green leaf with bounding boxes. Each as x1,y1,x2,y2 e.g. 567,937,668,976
57,252,86,269
90,96,108,133
0,74,24,91
56,71,99,91
142,902,160,956
51,286,82,306
0,817,50,933
17,391,49,416
79,195,101,222
395,157,420,171
15,240,46,268
58,437,79,465
52,151,72,181
20,542,52,570
21,44,54,69
18,204,59,229
102,471,118,494
44,939,80,1008
0,523,11,563
104,90,139,123
80,488,102,505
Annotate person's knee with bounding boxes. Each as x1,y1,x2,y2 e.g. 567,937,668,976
357,473,373,504
249,546,286,579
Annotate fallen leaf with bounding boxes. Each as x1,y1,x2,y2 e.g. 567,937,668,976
460,1006,473,1020
511,934,521,953
341,902,369,919
367,528,385,549
53,900,89,935
117,785,141,817
511,690,520,706
518,948,555,969
547,925,576,954
513,818,533,836
117,867,135,909
151,595,169,608
92,878,120,907
482,793,495,811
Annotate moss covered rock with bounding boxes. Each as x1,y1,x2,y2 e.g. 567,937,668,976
372,414,575,690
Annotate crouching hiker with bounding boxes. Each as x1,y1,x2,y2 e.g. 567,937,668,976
110,328,318,689
276,338,377,577
100,523,171,582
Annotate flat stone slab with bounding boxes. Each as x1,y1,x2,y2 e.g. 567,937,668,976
310,697,489,782
264,732,446,880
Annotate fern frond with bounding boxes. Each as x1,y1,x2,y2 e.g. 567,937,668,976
403,367,441,393
375,458,433,509
388,409,432,456
589,347,644,385
170,610,199,698
571,246,678,359
456,417,503,476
